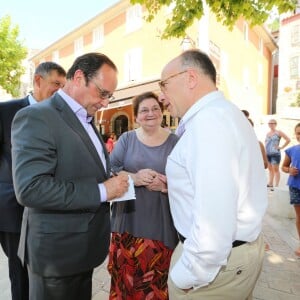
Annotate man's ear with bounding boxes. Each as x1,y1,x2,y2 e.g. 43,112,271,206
186,68,198,89
34,74,42,88
73,69,85,87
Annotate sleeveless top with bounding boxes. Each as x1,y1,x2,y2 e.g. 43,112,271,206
265,132,281,155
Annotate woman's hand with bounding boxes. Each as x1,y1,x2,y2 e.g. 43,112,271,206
147,173,168,193
132,169,157,186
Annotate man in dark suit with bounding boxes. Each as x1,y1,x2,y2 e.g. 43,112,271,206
0,61,66,300
11,53,130,300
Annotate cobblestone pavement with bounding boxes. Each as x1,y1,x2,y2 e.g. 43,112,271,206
1,192,300,300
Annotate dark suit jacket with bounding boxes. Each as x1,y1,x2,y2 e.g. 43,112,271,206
11,94,111,277
0,97,29,232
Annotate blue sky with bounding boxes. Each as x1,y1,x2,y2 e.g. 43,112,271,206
1,0,119,49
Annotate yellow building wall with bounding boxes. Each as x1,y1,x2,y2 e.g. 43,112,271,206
31,0,275,121
89,7,187,84
207,14,271,118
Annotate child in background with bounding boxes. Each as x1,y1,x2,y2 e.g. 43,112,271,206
282,123,300,257
106,132,116,154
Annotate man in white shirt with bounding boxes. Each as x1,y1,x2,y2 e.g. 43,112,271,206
159,49,267,299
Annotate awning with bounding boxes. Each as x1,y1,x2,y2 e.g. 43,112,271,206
100,78,160,110
101,98,132,110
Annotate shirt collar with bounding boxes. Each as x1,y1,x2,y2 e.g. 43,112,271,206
181,90,223,126
28,93,37,105
57,89,92,123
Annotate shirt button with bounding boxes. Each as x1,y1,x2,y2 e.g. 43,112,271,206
236,270,242,275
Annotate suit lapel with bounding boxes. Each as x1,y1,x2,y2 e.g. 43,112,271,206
20,96,30,108
51,95,107,174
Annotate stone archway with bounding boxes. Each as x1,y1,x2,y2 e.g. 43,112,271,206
113,114,129,137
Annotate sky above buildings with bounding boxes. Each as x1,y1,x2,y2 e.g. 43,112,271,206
1,0,119,49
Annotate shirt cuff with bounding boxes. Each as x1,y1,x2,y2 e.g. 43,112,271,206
170,255,208,290
98,183,107,202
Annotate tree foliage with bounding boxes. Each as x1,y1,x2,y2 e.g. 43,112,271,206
266,17,280,32
291,93,300,107
130,0,297,39
0,15,27,97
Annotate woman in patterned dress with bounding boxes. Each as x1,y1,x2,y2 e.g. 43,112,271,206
107,91,179,299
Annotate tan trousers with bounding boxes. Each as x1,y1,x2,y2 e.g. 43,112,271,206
168,234,264,300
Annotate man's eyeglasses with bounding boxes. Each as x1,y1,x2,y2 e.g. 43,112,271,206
158,70,187,90
92,80,115,101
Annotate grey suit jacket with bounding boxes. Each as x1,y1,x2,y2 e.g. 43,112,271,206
11,94,111,277
0,97,29,232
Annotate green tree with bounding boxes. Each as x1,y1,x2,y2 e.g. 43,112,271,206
267,17,280,32
0,15,27,97
291,93,300,107
131,0,297,39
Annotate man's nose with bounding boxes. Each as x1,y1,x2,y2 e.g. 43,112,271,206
158,93,165,103
101,98,110,108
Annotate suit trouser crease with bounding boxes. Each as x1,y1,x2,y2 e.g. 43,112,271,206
27,266,93,300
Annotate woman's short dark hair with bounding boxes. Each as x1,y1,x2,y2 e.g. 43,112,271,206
132,91,163,117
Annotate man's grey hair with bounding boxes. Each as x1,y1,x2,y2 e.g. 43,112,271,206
180,50,217,84
34,61,66,78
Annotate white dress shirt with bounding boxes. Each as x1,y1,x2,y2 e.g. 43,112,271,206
166,91,268,289
57,89,107,202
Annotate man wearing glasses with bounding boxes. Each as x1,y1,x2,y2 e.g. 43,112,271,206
0,61,66,300
159,50,267,299
11,53,129,300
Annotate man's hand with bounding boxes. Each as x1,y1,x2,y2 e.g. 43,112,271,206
104,172,129,201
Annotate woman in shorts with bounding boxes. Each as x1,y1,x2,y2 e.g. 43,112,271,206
265,119,290,188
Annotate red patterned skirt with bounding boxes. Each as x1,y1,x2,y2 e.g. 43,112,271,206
107,232,173,300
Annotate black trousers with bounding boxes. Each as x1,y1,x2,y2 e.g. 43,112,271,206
27,267,93,300
0,231,29,300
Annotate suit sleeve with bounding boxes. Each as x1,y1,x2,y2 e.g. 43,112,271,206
0,109,3,146
11,106,100,211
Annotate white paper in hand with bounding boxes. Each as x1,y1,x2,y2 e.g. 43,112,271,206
111,175,136,202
